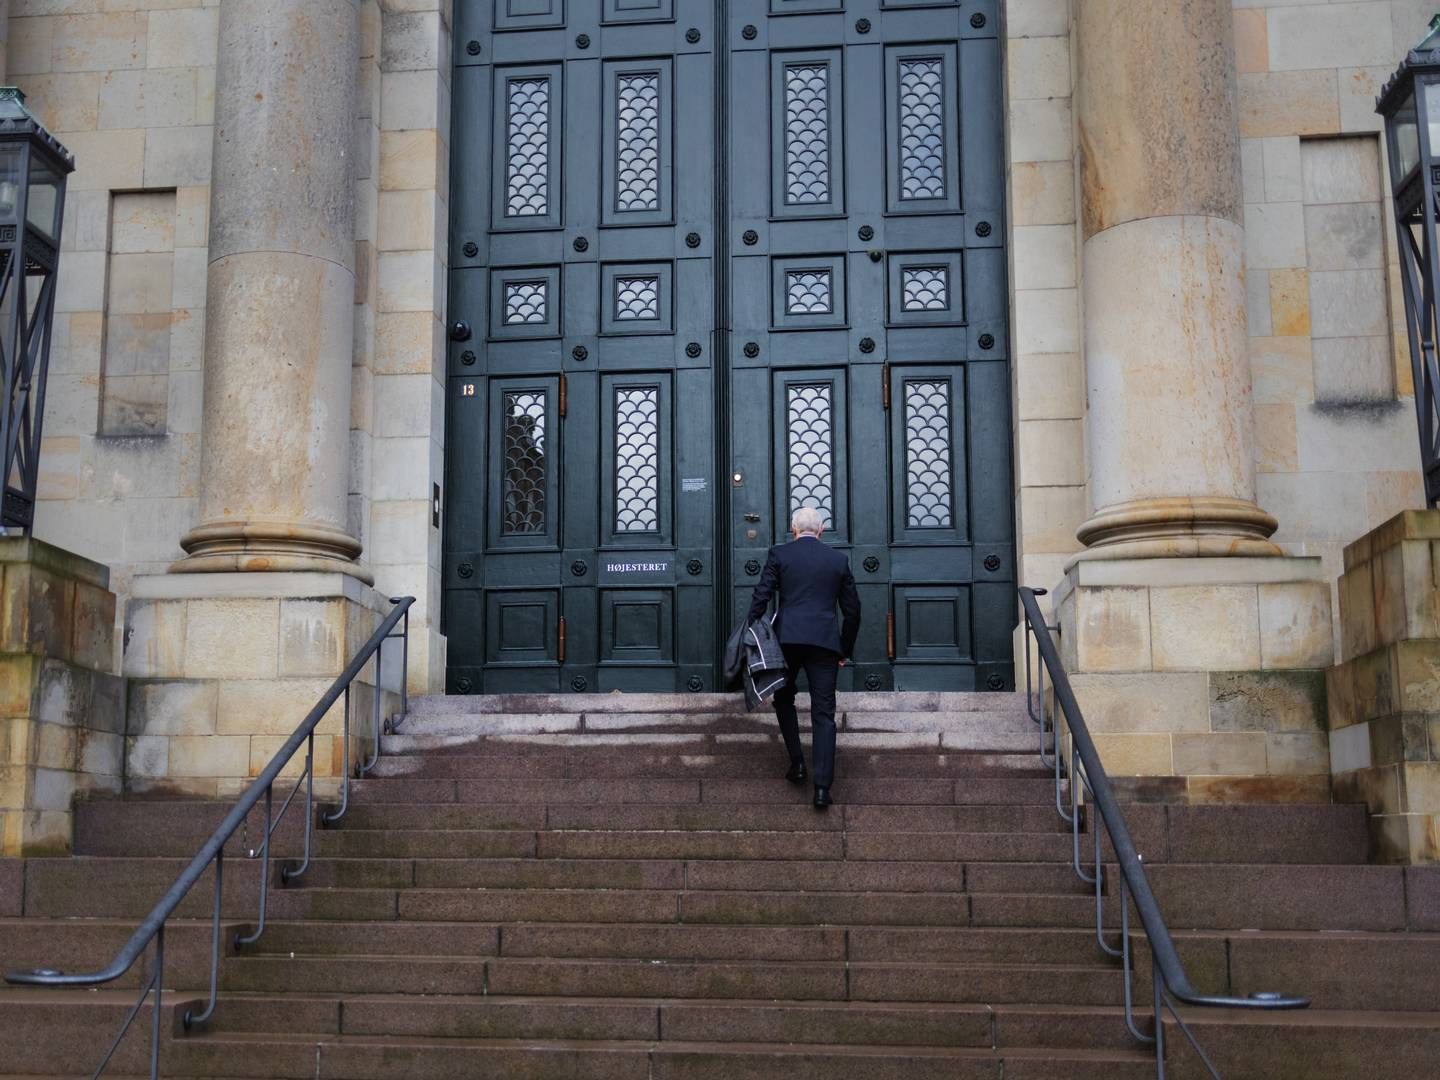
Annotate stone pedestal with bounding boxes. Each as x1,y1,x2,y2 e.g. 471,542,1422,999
1054,556,1333,802
1328,511,1440,863
0,538,122,855
123,573,403,800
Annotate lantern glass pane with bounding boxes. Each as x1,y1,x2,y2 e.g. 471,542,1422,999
0,144,22,223
25,155,61,240
1393,90,1421,179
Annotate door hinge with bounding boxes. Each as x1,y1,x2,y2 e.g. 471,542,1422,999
559,374,567,418
886,610,895,661
558,615,566,663
881,363,890,410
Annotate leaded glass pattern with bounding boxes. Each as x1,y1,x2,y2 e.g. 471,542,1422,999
787,384,833,530
615,276,660,320
614,387,660,532
502,391,548,535
902,267,949,312
898,59,945,200
504,281,548,324
784,64,830,205
506,77,550,217
786,269,833,314
905,380,953,529
616,73,661,212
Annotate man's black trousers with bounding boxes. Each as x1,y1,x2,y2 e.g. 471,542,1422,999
772,643,840,787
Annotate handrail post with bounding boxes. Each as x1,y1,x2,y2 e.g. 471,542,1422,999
1154,962,1168,1079
148,925,165,1080
182,850,223,1030
324,683,352,826
235,787,272,948
399,605,410,727
361,639,383,777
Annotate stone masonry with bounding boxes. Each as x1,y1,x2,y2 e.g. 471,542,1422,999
1329,509,1440,862
0,537,121,855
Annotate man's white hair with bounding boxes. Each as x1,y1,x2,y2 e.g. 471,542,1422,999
791,506,825,536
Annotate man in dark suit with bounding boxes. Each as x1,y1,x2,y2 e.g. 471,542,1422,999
746,506,862,809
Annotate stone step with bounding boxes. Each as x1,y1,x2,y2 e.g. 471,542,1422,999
1166,1006,1440,1080
404,691,1031,717
352,775,1058,806
368,748,1059,783
377,731,1042,754
392,711,1039,740
207,953,1128,1006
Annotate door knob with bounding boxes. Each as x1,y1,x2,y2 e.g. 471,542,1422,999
450,320,472,342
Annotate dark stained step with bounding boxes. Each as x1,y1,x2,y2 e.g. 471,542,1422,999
368,751,1065,790
482,957,1125,1006
536,829,847,861
1226,930,1440,1011
403,690,1029,715
495,924,846,961
1165,1007,1440,1080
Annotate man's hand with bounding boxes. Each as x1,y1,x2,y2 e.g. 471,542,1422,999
838,658,849,667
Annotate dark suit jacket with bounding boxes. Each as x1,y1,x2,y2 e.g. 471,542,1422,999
746,536,861,658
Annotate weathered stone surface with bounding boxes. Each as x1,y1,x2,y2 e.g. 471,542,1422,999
1150,586,1262,672
1073,586,1150,672
1210,670,1326,735
1080,216,1273,550
1076,0,1242,238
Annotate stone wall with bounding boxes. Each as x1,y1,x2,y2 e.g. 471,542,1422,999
123,573,404,799
1237,0,1431,632
1006,0,1085,595
1054,557,1334,801
0,538,121,855
11,0,219,658
2,0,1431,700
8,0,445,693
1329,510,1440,862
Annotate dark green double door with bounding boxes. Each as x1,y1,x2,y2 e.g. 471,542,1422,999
444,0,1014,695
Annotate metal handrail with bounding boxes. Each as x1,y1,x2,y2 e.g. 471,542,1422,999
4,594,416,1079
1018,586,1308,1079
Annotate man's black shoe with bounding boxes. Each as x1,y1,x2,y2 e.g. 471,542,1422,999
812,785,832,811
785,760,808,786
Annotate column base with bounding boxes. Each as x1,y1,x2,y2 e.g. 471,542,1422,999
123,572,404,800
1075,496,1280,557
174,520,373,585
1053,554,1334,804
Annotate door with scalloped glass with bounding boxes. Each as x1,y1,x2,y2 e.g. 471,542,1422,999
726,0,1014,691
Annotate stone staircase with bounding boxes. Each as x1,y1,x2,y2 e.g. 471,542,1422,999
0,692,1438,1078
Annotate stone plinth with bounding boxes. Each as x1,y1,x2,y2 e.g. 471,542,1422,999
123,573,404,800
1328,510,1440,863
0,538,122,855
1054,556,1333,803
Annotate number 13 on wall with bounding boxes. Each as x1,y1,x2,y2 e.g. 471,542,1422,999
460,384,475,397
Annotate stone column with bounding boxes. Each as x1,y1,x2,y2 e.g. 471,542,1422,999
1054,1,1337,803
0,0,11,85
1074,0,1278,558
174,0,368,581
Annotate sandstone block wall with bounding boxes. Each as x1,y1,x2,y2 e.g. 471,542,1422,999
0,537,121,855
1329,510,1440,862
123,573,404,800
1055,556,1334,802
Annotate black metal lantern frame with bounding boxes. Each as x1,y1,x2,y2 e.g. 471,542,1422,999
1380,19,1440,508
0,87,72,531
